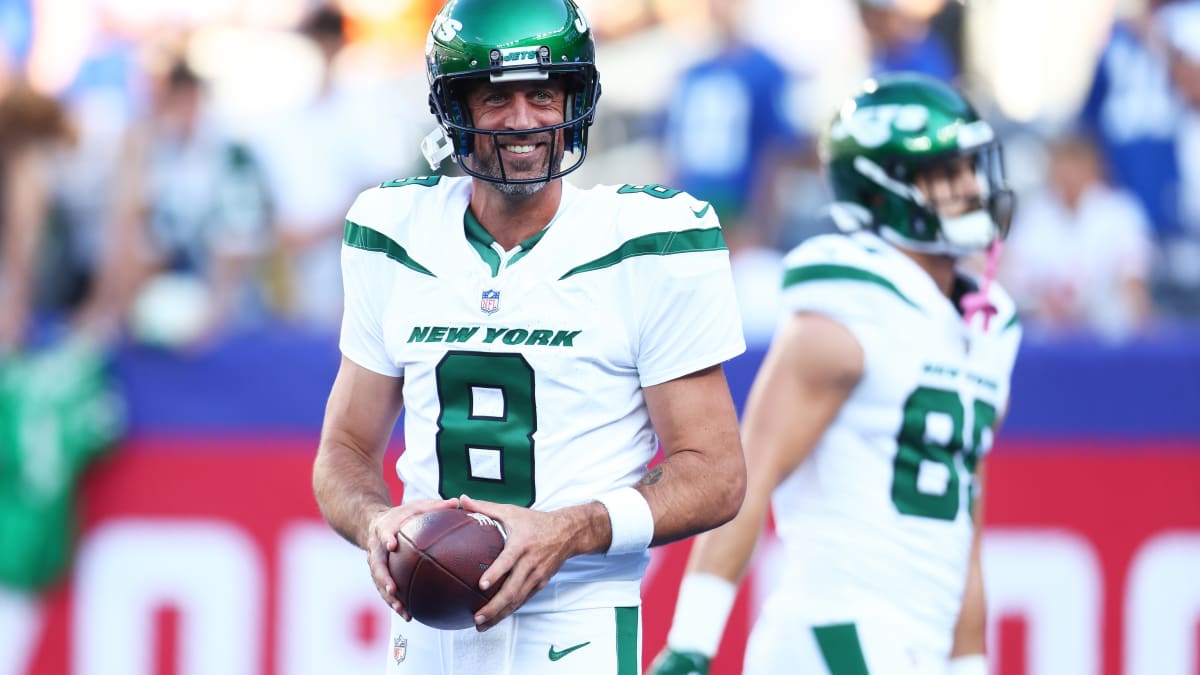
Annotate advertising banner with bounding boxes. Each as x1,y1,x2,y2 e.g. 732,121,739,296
6,439,1198,675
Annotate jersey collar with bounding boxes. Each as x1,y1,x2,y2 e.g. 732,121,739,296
462,182,576,277
463,209,550,276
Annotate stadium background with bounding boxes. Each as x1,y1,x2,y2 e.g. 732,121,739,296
1,0,1199,674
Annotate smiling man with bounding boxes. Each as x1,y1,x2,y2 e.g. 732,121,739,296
311,1,748,674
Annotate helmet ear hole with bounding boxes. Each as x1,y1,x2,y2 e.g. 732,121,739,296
448,96,473,156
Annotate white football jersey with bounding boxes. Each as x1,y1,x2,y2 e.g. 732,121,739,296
340,176,745,612
766,231,1022,654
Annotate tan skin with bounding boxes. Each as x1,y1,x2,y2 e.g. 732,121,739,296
313,78,746,632
659,157,995,663
908,155,982,295
463,78,566,245
0,146,51,351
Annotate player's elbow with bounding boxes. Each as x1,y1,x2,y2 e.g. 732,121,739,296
710,450,747,529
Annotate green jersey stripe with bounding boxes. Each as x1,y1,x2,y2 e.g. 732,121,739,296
343,221,436,277
812,623,870,675
1002,312,1020,333
559,228,727,280
615,606,639,675
784,263,921,311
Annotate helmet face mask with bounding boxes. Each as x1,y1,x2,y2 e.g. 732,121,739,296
425,0,601,186
823,73,1014,257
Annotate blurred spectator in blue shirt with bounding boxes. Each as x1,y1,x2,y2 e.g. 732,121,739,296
662,0,812,255
1159,0,1200,304
857,0,958,81
1078,0,1182,241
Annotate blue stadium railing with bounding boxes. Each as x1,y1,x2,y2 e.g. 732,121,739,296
113,327,1200,440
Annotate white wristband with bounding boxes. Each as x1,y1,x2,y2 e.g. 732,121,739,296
948,654,988,675
666,573,737,658
596,487,654,555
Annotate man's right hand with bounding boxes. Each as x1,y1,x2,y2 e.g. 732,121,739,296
365,497,459,619
646,647,711,675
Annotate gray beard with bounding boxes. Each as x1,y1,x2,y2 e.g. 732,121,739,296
469,139,561,195
491,178,550,196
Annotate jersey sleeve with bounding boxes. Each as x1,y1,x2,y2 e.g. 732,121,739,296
338,189,403,378
778,235,897,358
634,200,747,387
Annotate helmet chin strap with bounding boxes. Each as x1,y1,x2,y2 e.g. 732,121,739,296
938,209,995,255
881,209,996,257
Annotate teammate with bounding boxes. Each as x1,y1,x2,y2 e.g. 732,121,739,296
311,1,747,673
649,73,1022,675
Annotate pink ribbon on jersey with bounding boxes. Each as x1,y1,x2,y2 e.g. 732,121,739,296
960,238,1002,329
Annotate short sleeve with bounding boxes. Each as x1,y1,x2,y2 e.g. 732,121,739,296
777,236,897,359
635,220,746,387
338,199,403,378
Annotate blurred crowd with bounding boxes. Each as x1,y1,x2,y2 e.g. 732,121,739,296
2,0,1199,352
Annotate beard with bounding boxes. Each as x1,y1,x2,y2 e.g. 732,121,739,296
468,132,563,196
493,177,551,197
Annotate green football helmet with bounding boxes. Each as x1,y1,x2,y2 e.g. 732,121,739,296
423,0,601,184
821,72,1014,256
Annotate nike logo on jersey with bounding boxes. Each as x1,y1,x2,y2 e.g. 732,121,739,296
691,203,711,218
548,641,591,661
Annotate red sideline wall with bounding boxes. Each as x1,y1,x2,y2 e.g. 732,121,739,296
9,438,1200,675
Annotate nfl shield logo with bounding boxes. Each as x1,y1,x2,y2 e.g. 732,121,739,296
393,635,408,664
481,289,500,315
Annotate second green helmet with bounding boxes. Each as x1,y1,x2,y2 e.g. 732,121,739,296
822,72,1014,256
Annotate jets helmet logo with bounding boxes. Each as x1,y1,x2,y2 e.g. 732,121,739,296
431,16,462,42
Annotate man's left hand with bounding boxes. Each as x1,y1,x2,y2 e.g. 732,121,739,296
458,494,597,631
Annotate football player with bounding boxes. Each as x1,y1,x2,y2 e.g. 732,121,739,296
649,73,1022,675
311,1,747,673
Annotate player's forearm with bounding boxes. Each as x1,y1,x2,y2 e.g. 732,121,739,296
312,440,393,549
952,502,988,656
951,576,986,655
638,365,746,546
640,442,745,547
950,587,987,657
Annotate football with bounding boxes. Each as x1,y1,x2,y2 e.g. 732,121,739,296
388,508,506,630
